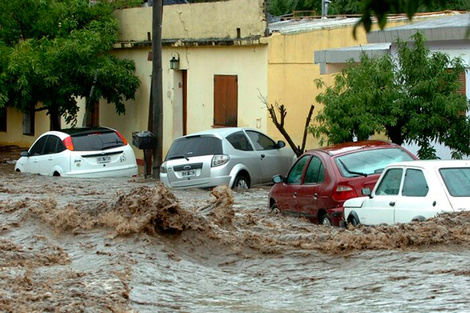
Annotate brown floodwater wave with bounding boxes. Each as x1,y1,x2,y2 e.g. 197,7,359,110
2,164,470,312
10,183,470,257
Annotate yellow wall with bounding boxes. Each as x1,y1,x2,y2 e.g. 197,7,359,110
0,107,51,149
1,0,416,159
264,19,411,151
265,23,367,150
114,0,267,42
106,44,268,159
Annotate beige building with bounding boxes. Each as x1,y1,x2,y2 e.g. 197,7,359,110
1,0,442,161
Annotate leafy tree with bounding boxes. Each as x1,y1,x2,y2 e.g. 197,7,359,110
312,32,470,159
0,0,141,130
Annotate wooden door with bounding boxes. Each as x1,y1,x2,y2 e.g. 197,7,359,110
214,75,238,127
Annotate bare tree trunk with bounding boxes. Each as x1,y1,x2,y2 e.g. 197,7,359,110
261,94,314,157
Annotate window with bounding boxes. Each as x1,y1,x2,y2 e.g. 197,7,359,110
0,107,6,132
402,169,428,197
22,109,35,136
29,136,48,156
287,155,309,184
226,131,253,151
43,135,66,155
440,167,470,197
166,136,223,160
336,148,414,178
246,131,276,150
304,156,325,184
71,132,125,151
375,168,403,195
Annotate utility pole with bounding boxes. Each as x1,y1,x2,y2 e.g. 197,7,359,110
151,0,163,178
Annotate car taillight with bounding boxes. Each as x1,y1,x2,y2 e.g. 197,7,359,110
116,131,128,145
63,137,74,151
212,154,229,167
333,185,357,202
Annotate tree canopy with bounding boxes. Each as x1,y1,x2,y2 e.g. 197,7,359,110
311,32,470,159
0,0,141,130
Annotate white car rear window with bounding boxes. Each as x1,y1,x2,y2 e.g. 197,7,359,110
71,132,124,151
440,168,470,197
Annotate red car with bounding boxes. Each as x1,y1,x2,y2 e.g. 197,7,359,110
268,140,417,226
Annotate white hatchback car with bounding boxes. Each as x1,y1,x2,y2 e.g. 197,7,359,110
342,160,470,226
160,127,296,189
14,127,138,178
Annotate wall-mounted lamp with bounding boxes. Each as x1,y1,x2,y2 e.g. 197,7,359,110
170,52,180,70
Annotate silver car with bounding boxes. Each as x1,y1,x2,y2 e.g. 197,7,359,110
160,128,296,189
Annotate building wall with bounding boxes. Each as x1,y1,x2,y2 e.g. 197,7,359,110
105,0,269,159
0,107,51,148
114,0,267,42
264,19,411,151
264,23,368,151
1,0,269,160
106,44,268,159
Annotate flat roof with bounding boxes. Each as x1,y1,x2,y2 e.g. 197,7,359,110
268,16,360,35
313,12,470,74
368,12,470,43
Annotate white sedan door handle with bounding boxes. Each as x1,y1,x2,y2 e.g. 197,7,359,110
389,201,396,207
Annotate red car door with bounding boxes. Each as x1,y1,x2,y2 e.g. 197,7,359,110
296,155,326,223
274,155,310,217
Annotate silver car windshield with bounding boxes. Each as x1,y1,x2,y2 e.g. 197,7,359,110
440,168,470,197
335,148,414,178
166,136,223,160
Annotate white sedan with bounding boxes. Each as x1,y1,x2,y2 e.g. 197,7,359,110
342,160,470,226
15,127,138,178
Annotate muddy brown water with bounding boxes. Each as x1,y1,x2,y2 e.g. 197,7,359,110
1,148,470,312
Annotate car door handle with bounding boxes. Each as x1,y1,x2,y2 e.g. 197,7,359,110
313,193,318,199
389,201,395,207
260,154,266,159
293,192,297,198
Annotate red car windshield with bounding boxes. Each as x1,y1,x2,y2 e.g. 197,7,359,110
335,148,414,178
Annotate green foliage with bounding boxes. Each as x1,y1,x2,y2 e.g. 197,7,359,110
312,32,470,159
0,0,140,128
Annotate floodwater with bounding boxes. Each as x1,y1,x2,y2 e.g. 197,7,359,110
1,147,470,312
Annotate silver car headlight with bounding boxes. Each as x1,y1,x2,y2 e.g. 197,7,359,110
160,162,168,173
212,154,230,167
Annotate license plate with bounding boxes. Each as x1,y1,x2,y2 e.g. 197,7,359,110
97,156,111,164
181,169,196,177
